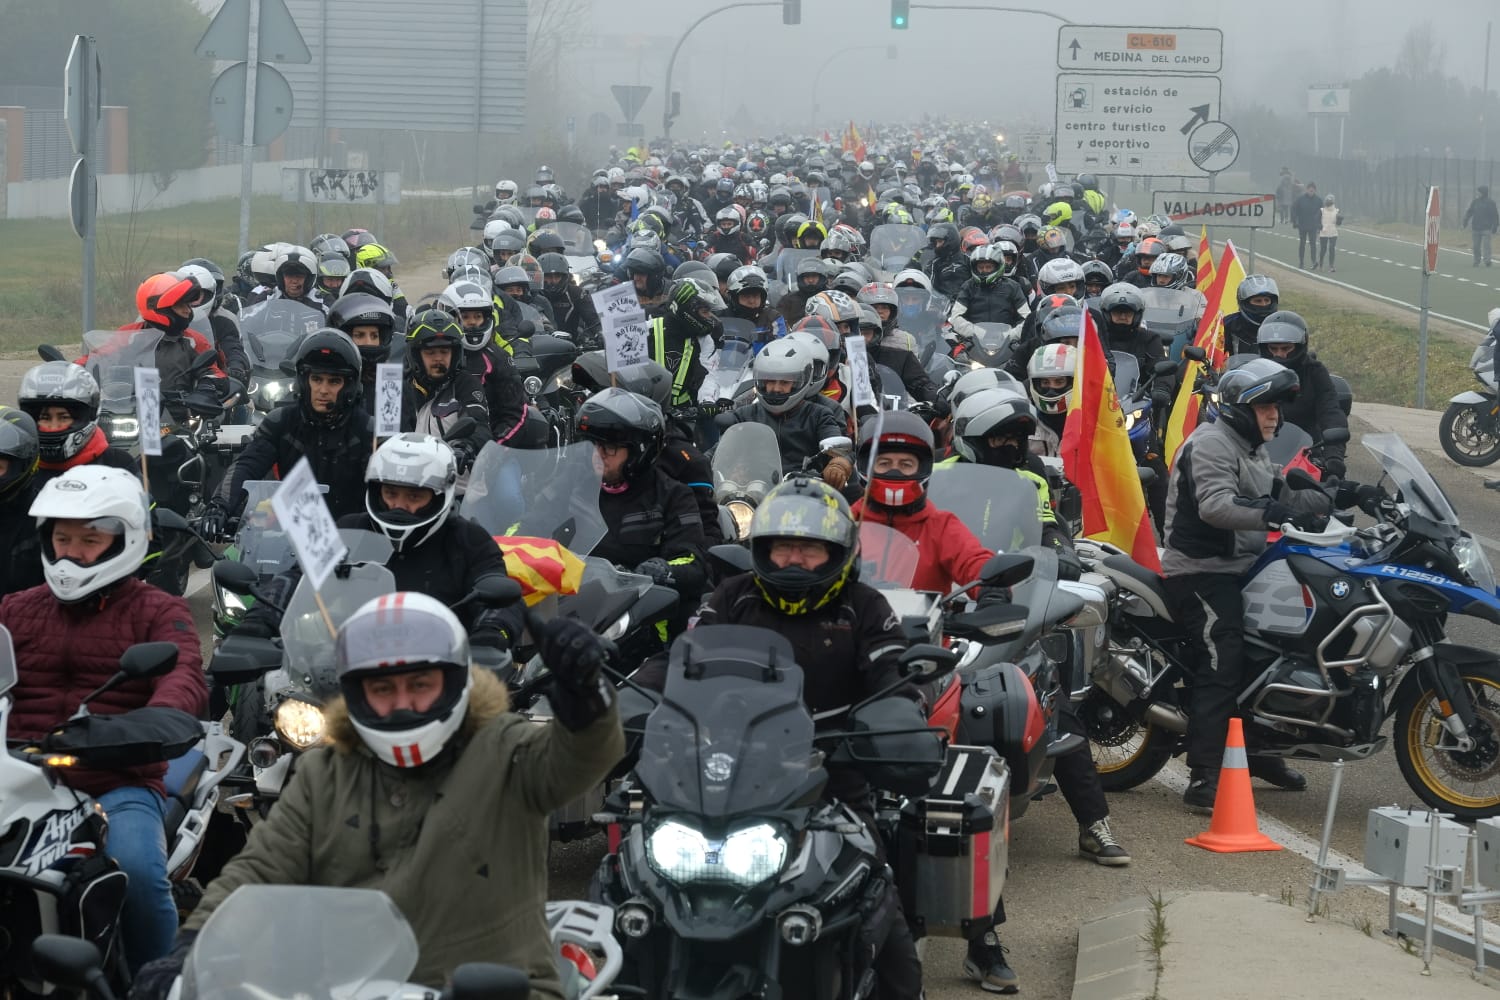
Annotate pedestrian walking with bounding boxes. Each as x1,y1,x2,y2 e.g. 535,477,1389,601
1291,182,1324,269
1462,185,1499,267
1316,195,1342,272
1275,168,1294,225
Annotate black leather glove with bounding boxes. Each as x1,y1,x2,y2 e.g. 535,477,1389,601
129,930,196,1000
1335,480,1384,514
532,615,613,732
1322,456,1347,480
1055,543,1083,582
198,500,230,543
1289,509,1330,532
634,557,674,586
451,440,478,475
1263,501,1297,529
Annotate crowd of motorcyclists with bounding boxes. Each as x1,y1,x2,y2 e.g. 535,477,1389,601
0,119,1398,1000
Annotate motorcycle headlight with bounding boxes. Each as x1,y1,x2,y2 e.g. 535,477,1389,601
1124,411,1137,431
646,819,789,888
523,375,544,396
969,360,986,371
110,416,139,439
725,500,755,540
274,699,326,750
601,613,630,642
1455,534,1497,594
218,588,249,616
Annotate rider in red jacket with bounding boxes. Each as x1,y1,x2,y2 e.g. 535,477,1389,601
1,467,206,974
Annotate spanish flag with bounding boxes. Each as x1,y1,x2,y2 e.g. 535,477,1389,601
493,536,585,606
1060,310,1160,571
842,120,867,164
1163,311,1227,469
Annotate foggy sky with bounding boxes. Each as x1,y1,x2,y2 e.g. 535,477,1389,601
566,0,1496,140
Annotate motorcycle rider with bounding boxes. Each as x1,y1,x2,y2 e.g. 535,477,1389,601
1,466,206,973
494,262,556,332
622,245,672,313
570,389,708,619
949,244,1030,335
266,245,328,313
578,173,618,231
1256,311,1350,478
233,432,524,651
18,362,138,484
1163,358,1331,811
913,221,970,297
1026,343,1076,453
435,280,528,445
725,264,787,347
402,309,491,474
1222,275,1280,356
100,272,228,403
537,253,603,344
856,304,938,404
717,339,848,478
630,475,926,1000
0,407,43,596
132,599,622,998
201,330,375,538
328,292,398,417
178,258,252,390
648,274,724,409
1117,236,1166,288
1097,283,1167,376
777,257,831,327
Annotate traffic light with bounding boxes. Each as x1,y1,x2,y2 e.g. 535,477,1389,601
783,0,800,25
890,0,909,29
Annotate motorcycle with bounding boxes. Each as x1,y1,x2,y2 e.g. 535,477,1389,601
30,885,623,1000
0,632,241,995
595,625,963,997
957,322,1020,373
711,422,782,541
1439,327,1500,467
1077,433,1500,818
236,299,324,418
209,480,303,638
1136,287,1203,363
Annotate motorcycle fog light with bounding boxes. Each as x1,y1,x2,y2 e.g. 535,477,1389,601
615,902,653,938
248,737,281,769
273,699,326,750
778,905,823,946
523,375,544,396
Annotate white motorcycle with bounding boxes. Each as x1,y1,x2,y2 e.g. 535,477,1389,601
1439,319,1500,467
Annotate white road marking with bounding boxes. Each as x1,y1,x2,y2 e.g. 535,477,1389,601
1153,762,1500,944
185,567,209,599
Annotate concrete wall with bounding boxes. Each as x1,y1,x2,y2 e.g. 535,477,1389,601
4,158,318,221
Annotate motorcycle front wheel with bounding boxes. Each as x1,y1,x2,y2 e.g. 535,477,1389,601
1438,400,1500,467
1394,662,1500,820
1078,690,1176,791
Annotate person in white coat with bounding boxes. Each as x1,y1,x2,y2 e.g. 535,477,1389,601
1316,195,1343,272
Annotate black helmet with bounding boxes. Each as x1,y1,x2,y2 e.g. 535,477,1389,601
927,221,960,252
0,406,40,502
668,274,726,337
1236,274,1280,328
1217,356,1300,445
1256,310,1310,367
529,229,566,256
405,308,465,389
329,292,397,366
704,252,742,283
293,329,363,420
673,259,715,282
572,387,665,482
1098,282,1145,337
624,246,667,297
181,257,227,303
747,475,859,616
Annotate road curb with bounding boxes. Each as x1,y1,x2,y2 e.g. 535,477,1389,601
1070,894,1165,1000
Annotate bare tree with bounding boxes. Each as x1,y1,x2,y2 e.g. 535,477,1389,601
528,0,589,123
1395,21,1445,80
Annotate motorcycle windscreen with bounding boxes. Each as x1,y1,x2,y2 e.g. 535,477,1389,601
1137,287,1200,341
928,465,1043,552
281,551,395,699
82,328,161,421
712,422,782,504
637,626,821,820
1364,432,1460,526
238,300,324,369
461,440,606,554
858,521,919,588
182,886,418,1000
1261,423,1313,470
867,224,925,274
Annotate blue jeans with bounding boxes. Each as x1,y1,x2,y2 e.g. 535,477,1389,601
96,786,176,973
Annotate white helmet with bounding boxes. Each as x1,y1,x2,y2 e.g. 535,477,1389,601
177,263,217,331
1027,343,1077,415
1038,257,1085,293
437,280,496,351
364,434,458,553
335,592,472,769
31,466,150,604
494,179,519,204
891,268,933,292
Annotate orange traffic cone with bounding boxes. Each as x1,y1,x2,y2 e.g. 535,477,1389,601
1185,718,1283,853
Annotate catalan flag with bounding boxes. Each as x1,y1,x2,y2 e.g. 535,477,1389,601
493,536,585,606
1196,226,1214,293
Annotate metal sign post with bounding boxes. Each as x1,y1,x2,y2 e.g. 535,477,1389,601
237,0,261,258
64,35,101,335
1417,186,1440,409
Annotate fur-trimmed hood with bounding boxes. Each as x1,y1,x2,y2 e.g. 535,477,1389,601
324,665,511,755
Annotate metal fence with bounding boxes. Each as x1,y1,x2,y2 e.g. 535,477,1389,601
1247,150,1500,228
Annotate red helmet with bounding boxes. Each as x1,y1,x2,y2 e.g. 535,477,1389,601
136,272,196,333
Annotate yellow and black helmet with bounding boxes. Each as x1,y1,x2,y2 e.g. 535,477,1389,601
748,475,858,615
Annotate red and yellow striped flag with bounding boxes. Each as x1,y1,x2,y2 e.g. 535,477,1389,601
493,536,585,606
1195,225,1215,293
1163,310,1228,469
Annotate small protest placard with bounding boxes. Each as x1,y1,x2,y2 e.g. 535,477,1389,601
592,282,651,372
133,368,162,457
374,362,404,437
270,457,348,591
843,336,877,410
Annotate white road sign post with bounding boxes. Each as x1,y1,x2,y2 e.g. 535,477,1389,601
1057,25,1223,73
1054,73,1221,177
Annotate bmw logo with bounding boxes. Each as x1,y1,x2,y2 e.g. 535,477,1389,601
1330,580,1351,599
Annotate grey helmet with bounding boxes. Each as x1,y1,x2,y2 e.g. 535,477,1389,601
752,339,816,415
19,362,101,463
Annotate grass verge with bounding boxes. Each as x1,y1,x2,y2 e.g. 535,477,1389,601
1279,287,1476,410
0,193,475,354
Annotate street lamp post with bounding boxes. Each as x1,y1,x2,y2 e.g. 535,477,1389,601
663,2,779,140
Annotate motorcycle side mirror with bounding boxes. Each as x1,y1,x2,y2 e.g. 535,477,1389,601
1321,427,1351,446
979,552,1034,589
819,435,853,452
1284,468,1323,492
518,320,537,339
1153,360,1178,378
445,962,531,1000
120,642,180,680
472,204,488,215
37,344,67,363
707,543,753,576
1182,345,1206,363
456,574,523,609
213,559,260,596
30,936,109,999
1138,466,1159,487
897,643,958,682
443,416,477,443
279,358,299,378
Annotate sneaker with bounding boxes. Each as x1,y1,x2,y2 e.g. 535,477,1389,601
1183,776,1216,814
1249,756,1307,790
964,933,1019,993
1079,818,1132,866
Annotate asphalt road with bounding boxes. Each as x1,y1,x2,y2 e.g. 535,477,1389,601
1253,225,1498,333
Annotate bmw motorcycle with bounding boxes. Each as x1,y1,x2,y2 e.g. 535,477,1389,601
1076,433,1500,819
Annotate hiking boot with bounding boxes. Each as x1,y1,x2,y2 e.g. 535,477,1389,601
1249,756,1307,791
964,932,1019,994
1079,817,1131,866
1183,776,1216,814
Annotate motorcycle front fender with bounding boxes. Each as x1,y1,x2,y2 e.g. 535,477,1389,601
1449,390,1493,406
